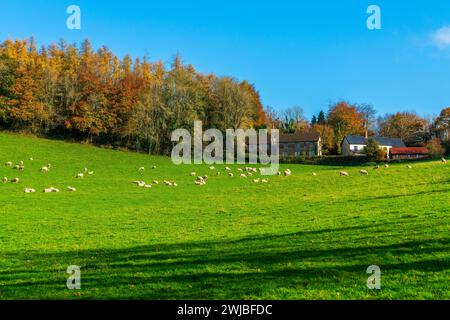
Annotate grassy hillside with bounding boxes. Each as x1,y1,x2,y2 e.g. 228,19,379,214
0,132,448,299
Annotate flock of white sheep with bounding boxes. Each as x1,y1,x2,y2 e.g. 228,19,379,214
2,158,90,194
2,156,447,194
189,166,293,186
131,166,179,189
338,158,447,177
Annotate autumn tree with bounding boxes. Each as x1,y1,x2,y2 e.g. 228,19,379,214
378,112,428,146
327,101,364,153
426,138,445,157
433,107,450,140
211,77,254,130
312,123,334,154
0,39,48,132
357,103,377,138
262,106,280,129
0,53,18,127
280,106,309,132
240,80,267,128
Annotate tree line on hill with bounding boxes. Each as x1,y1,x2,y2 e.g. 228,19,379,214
0,38,449,156
0,38,266,154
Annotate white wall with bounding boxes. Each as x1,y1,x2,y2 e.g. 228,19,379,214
342,138,394,159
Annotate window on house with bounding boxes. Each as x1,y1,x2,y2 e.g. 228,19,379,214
353,146,358,151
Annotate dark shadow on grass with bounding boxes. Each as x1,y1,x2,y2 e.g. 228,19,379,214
1,224,449,299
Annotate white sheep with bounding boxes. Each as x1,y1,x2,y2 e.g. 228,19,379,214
29,157,33,161
441,158,447,163
153,180,159,185
240,174,247,178
225,167,231,171
24,188,36,193
384,164,390,168
2,177,8,183
5,161,12,167
88,171,94,175
19,161,24,166
76,173,84,179
261,179,269,183
133,181,146,187
190,172,197,177
152,166,157,169
284,169,292,177
164,181,173,186
144,185,152,189
253,179,260,183
228,173,234,177
67,187,77,192
43,187,59,193
406,165,413,169
209,166,215,170
312,172,317,176
40,166,50,172
360,170,369,175
340,171,349,177
11,178,19,183
237,168,243,172
139,167,145,172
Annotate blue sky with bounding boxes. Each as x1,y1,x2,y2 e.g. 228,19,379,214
1,0,450,119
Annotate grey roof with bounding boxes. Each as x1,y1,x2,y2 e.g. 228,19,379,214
248,131,320,145
279,131,320,143
345,135,367,145
344,135,405,147
374,136,405,147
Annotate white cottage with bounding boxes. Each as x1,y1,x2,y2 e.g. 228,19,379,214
341,135,406,159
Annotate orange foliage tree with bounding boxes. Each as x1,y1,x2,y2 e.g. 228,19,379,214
327,101,365,153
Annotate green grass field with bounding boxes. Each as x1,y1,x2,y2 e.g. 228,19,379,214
0,132,448,300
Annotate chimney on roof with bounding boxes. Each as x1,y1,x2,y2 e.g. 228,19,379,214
364,130,369,139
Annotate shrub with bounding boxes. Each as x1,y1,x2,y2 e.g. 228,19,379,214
426,138,445,158
365,138,384,161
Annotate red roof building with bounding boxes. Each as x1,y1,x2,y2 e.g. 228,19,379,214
390,147,429,160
